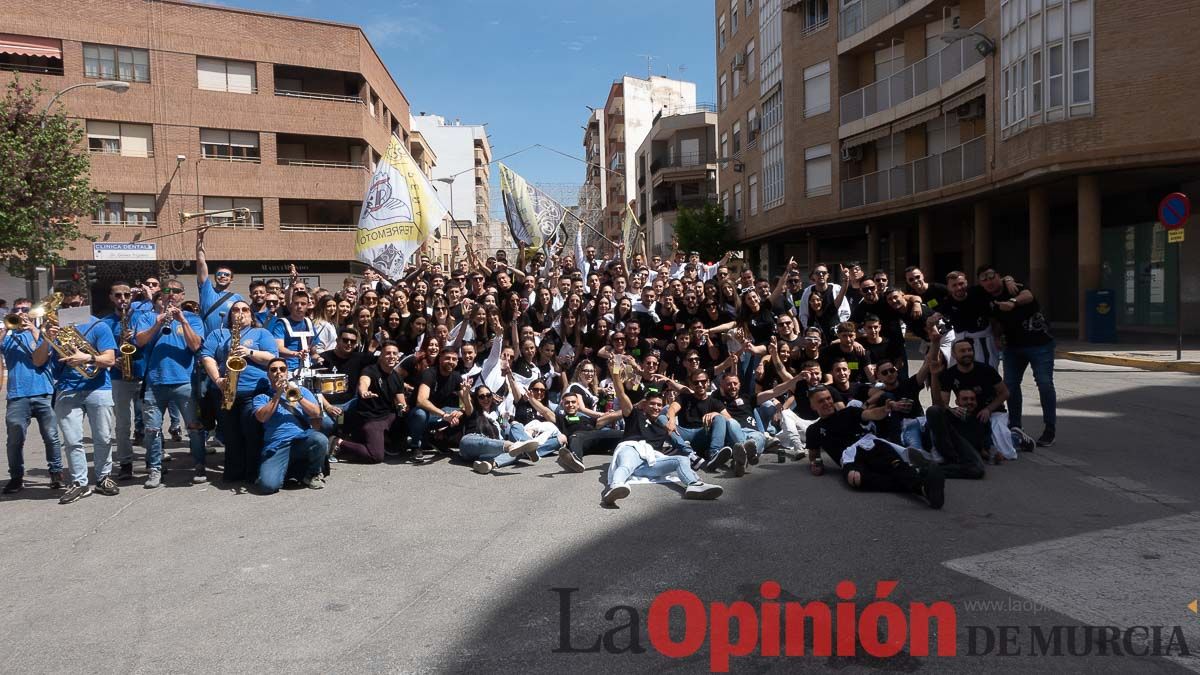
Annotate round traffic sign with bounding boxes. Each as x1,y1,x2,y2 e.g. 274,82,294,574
1158,192,1190,230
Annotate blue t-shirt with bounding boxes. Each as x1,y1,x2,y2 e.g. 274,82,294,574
198,278,244,335
143,311,205,386
200,326,278,395
270,316,315,370
52,316,118,393
253,387,318,452
99,310,154,381
2,331,54,399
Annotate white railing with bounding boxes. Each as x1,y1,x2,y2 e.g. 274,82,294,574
839,0,910,40
840,136,985,209
92,219,157,227
274,89,364,104
89,148,155,158
840,22,985,125
278,158,366,169
280,223,357,232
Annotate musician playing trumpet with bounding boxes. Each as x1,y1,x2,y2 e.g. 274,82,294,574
200,300,278,484
133,280,204,488
37,283,118,505
252,358,328,493
2,297,65,495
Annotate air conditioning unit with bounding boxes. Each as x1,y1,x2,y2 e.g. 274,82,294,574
840,145,863,162
956,99,985,121
733,53,746,70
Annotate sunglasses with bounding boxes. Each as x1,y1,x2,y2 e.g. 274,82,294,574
266,300,280,306
112,292,132,298
339,336,358,344
687,357,700,362
477,391,493,399
530,388,546,394
880,368,898,376
693,379,709,385
612,337,625,342
215,271,232,278
268,367,289,373
862,286,877,292
164,288,184,295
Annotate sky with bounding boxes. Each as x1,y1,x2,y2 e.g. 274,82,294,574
214,0,716,210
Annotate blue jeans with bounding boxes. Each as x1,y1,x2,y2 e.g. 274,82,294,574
607,441,700,487
406,406,459,448
143,383,204,470
257,429,327,493
458,434,521,467
5,395,63,479
111,379,139,464
1002,341,1057,430
54,389,115,487
665,415,734,459
727,424,768,457
737,352,760,398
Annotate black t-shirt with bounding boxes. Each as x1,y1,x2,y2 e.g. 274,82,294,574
625,379,665,404
986,283,1054,348
718,392,757,430
806,407,870,467
699,309,735,329
556,410,597,437
320,348,370,405
915,282,952,314
851,300,906,343
625,337,654,361
676,393,725,428
463,410,502,438
356,364,404,420
744,308,776,345
820,343,872,383
831,381,873,404
420,367,463,408
622,408,670,446
876,376,925,418
938,363,1004,411
792,385,846,421
863,338,907,373
941,286,992,333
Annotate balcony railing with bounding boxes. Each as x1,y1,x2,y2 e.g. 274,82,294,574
839,0,910,41
274,89,364,104
650,152,718,174
89,148,155,158
280,223,357,232
840,21,985,125
0,62,64,76
840,136,985,209
652,102,718,124
91,219,157,228
278,158,366,169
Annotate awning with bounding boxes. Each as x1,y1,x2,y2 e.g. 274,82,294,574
782,0,804,10
0,33,62,59
842,106,945,148
942,83,987,114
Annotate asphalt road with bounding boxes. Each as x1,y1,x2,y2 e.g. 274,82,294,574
1,359,1198,674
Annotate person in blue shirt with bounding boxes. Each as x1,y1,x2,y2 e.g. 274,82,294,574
200,300,278,484
134,286,205,488
271,290,320,372
195,225,244,335
100,281,153,482
41,284,118,505
2,298,64,494
253,358,328,493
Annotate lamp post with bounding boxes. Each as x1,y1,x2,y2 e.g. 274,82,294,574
40,80,130,128
435,176,471,250
940,28,996,56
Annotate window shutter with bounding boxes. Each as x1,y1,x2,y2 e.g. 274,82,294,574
120,124,152,157
200,128,228,144
229,131,259,148
87,121,120,139
196,57,227,91
225,60,256,93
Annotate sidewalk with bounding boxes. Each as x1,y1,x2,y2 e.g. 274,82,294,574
1055,339,1200,374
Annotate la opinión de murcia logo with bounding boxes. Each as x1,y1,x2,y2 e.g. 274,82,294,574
552,582,1192,672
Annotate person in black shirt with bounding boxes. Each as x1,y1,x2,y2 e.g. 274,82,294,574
850,280,906,344
331,341,405,463
903,266,951,313
717,372,769,476
819,322,871,383
866,356,925,445
978,265,1057,446
601,367,723,506
319,326,369,407
457,383,540,474
939,271,999,368
828,357,872,403
665,370,738,470
527,390,622,473
410,349,464,457
931,338,1018,461
803,386,944,509
922,386,988,480
859,315,908,380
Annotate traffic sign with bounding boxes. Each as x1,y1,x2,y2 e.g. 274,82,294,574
1168,229,1185,244
1158,192,1190,230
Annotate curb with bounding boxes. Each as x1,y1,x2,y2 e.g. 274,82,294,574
1056,350,1200,374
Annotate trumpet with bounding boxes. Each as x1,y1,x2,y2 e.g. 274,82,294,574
4,302,48,330
285,386,302,403
3,313,23,330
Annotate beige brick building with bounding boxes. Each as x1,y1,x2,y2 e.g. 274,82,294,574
0,0,424,296
717,0,1200,337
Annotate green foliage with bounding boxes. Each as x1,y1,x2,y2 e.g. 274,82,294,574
672,202,737,262
0,77,101,278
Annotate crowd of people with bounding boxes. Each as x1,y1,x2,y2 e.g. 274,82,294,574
2,226,1059,509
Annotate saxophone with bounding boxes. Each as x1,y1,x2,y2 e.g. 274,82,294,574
222,319,246,410
118,304,137,380
42,293,102,379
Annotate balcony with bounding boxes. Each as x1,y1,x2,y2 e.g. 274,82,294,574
279,199,361,231
840,21,985,126
840,135,985,209
839,0,911,41
276,133,367,170
273,65,365,105
652,102,718,125
650,152,718,176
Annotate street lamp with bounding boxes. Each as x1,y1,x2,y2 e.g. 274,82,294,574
435,176,472,250
40,80,130,128
940,28,996,57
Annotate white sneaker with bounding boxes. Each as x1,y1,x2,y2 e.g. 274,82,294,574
683,482,723,500
305,474,325,490
509,440,540,462
472,460,494,475
601,484,630,506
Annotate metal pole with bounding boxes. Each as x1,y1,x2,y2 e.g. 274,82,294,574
1178,239,1183,361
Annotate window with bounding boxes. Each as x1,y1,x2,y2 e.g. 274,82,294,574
925,114,960,156
96,194,156,226
722,190,730,218
719,13,727,51
733,183,744,222
732,121,742,154
86,121,153,157
720,132,729,160
203,197,263,226
1000,0,1092,134
196,57,256,94
1070,37,1091,105
200,129,261,162
803,61,830,117
732,62,741,97
746,0,754,13
874,44,905,80
874,135,904,171
745,40,756,80
748,174,759,216
804,144,832,197
761,90,785,209
719,73,728,110
732,0,740,34
747,107,759,139
83,44,149,82
800,0,830,34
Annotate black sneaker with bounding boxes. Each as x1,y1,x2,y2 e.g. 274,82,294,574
732,442,748,477
117,463,134,481
170,430,183,442
746,440,760,465
2,478,23,494
920,465,946,510
193,464,208,484
59,483,93,505
1036,427,1056,447
704,446,733,471
49,470,64,490
94,476,120,496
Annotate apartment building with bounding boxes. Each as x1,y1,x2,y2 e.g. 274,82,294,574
587,75,697,244
0,0,415,297
633,108,720,257
579,109,609,249
717,0,1200,336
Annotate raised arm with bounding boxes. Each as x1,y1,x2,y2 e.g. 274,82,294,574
195,226,210,285
611,364,633,417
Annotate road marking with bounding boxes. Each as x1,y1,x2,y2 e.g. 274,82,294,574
946,512,1200,672
1078,476,1190,505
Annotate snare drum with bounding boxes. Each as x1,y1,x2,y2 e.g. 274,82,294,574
314,372,347,395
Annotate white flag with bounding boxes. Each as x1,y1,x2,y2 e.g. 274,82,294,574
355,137,447,280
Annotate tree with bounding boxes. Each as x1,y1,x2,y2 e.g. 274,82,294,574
672,202,737,262
0,78,101,279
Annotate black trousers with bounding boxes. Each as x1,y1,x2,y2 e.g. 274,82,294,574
925,407,986,480
842,440,921,493
221,395,262,483
567,429,623,458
